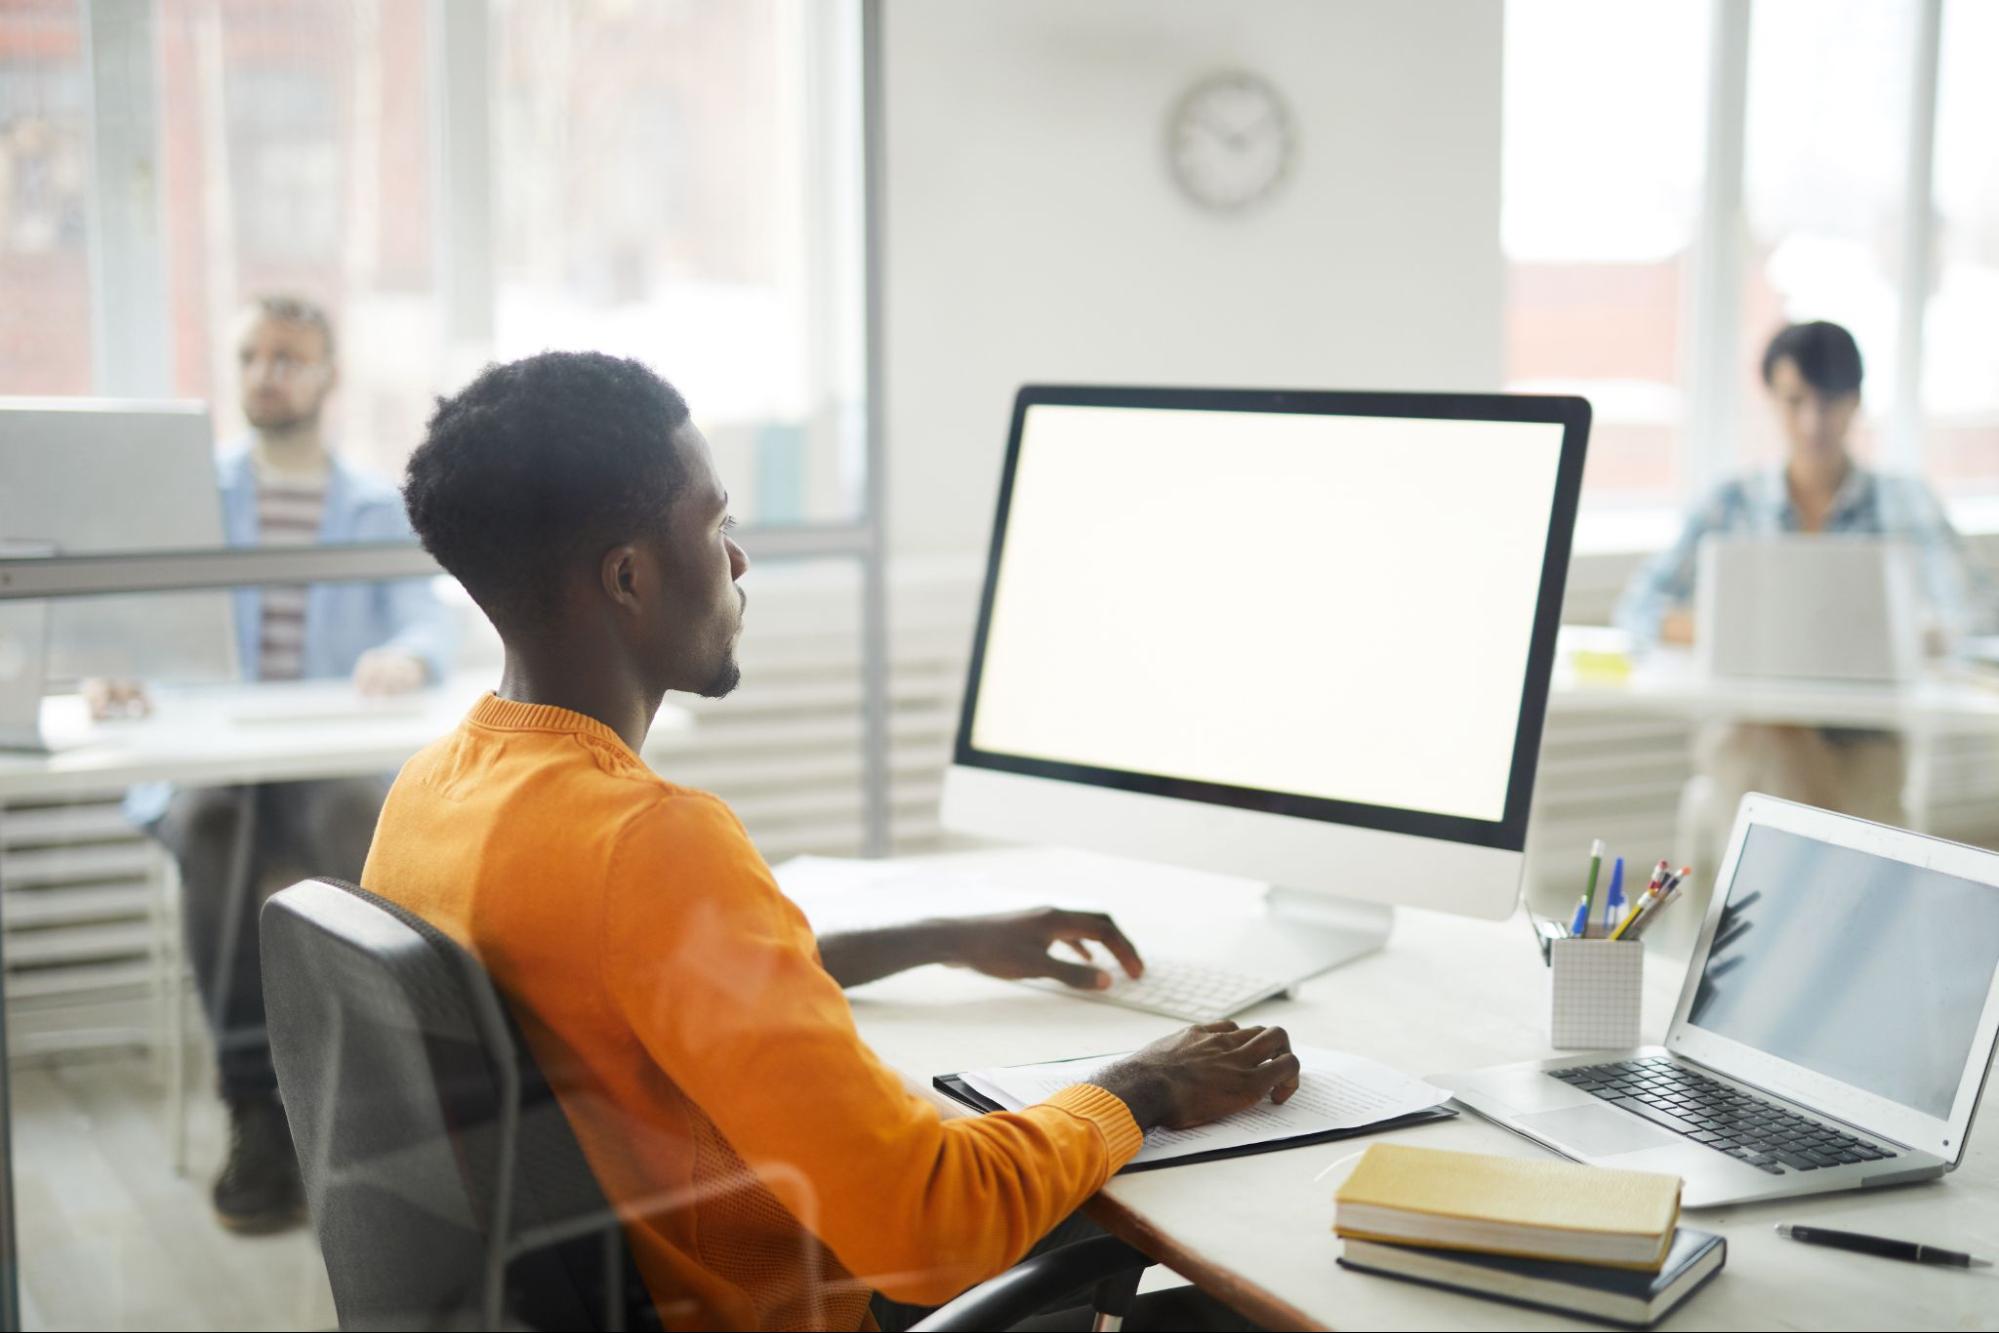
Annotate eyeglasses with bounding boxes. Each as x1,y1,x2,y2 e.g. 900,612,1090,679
239,352,327,381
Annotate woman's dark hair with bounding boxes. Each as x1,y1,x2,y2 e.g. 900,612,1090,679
1760,320,1863,398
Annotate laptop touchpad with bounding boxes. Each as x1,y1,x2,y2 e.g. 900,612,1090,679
1518,1105,1682,1157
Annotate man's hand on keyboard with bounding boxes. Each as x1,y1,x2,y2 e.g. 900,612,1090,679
1090,1022,1300,1131
944,907,1145,991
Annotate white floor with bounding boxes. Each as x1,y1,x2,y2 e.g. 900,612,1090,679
11,1053,336,1332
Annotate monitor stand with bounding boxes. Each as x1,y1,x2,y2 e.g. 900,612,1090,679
1206,887,1392,992
1092,870,1393,991
1269,886,1394,979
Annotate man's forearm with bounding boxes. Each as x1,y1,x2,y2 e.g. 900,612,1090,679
817,920,962,989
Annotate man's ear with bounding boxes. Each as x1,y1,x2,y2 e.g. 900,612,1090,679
600,544,644,610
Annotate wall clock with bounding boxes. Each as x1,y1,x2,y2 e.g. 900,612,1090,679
1167,71,1295,213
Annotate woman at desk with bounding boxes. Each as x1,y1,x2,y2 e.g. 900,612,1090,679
1616,320,1994,853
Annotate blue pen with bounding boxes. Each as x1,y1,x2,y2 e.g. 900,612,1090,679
1603,857,1625,936
1568,894,1590,938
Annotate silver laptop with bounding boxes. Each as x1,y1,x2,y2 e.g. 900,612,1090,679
1439,794,1999,1208
1696,536,1924,684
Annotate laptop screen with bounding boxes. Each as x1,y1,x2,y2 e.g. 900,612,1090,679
1686,824,1999,1119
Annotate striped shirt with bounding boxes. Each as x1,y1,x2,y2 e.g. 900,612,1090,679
254,475,328,680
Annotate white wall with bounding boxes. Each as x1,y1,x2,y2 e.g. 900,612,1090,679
882,0,1506,558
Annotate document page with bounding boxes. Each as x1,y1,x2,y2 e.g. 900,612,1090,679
960,1046,1449,1166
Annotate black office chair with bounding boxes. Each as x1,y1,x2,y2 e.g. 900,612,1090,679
262,878,1151,1332
262,876,658,1330
908,1235,1148,1331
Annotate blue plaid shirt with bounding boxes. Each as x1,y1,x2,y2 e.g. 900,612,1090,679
1614,467,1996,650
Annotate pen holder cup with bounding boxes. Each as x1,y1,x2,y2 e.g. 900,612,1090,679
1548,939,1643,1051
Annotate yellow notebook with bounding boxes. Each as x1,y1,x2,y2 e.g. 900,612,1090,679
1334,1144,1682,1271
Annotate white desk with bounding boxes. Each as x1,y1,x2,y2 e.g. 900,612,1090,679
1547,636,1999,735
0,671,694,800
791,849,1999,1331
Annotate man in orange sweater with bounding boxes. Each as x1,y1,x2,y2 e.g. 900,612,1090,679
366,352,1298,1330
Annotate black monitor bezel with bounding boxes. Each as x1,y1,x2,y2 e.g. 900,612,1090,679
950,384,1592,853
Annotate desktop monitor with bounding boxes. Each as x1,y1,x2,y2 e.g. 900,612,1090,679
942,385,1589,967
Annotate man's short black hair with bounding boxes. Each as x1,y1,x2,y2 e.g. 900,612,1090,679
250,293,337,362
404,351,691,632
1761,320,1863,398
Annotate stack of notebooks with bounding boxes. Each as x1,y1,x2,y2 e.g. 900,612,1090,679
1333,1145,1726,1329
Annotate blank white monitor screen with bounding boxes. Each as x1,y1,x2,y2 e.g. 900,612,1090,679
967,401,1570,826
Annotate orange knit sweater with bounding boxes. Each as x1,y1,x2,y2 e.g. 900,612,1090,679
361,696,1144,1331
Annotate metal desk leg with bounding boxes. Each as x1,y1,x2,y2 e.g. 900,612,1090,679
1905,721,1936,834
201,787,260,1152
148,851,167,1087
163,859,189,1177
0,804,23,1331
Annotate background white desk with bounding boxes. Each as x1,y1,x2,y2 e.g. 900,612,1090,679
1548,638,1999,735
0,671,693,801
787,848,1999,1331
1544,635,1999,862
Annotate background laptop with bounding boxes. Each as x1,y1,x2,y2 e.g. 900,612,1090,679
1439,795,1999,1208
1696,536,1924,684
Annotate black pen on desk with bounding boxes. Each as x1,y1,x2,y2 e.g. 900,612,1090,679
1776,1222,1993,1268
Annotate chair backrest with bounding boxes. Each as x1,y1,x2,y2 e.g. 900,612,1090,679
261,877,657,1331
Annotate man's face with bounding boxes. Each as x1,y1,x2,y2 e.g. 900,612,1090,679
1767,355,1859,468
641,422,750,699
238,316,336,433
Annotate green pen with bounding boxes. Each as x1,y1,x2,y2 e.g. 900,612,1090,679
1580,838,1606,937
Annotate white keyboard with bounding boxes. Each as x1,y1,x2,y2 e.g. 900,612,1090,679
1021,956,1288,1024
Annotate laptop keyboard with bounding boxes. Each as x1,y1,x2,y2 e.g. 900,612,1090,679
1550,1057,1900,1175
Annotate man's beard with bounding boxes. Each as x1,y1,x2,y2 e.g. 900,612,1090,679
246,403,318,433
697,588,746,698
699,656,741,699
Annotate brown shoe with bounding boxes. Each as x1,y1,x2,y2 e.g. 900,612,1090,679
212,1093,305,1234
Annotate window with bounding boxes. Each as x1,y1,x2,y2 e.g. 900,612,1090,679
156,0,441,483
138,0,866,524
1507,0,1999,527
0,0,91,396
1501,0,1711,508
1738,0,1921,467
492,0,866,525
1925,0,1999,500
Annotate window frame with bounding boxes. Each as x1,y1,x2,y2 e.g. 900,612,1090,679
1,0,891,852
1527,0,1964,534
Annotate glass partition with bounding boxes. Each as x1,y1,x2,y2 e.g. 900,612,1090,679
0,1,92,398
11,0,865,548
1,551,886,1328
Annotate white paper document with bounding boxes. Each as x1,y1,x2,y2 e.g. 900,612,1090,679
958,1046,1450,1167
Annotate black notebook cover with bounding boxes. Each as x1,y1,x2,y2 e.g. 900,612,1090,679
1338,1227,1727,1330
932,1073,1456,1173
